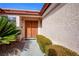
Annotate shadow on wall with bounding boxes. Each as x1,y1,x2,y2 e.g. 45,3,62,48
43,3,66,18
41,3,66,28
39,20,42,28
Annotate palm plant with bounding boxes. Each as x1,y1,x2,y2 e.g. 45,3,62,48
0,16,20,44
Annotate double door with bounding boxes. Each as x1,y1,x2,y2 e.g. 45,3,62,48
25,21,38,38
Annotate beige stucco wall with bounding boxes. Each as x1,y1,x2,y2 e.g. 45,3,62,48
40,3,79,53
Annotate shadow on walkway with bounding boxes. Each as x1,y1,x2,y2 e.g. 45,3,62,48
0,40,30,56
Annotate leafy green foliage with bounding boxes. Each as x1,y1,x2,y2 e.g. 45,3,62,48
0,16,20,44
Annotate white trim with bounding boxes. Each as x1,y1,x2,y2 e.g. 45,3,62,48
16,16,20,27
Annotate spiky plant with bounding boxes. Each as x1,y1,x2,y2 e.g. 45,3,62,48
0,16,20,44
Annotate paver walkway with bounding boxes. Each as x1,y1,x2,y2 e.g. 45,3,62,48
0,40,44,56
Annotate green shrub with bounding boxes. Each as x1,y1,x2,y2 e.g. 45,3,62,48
0,16,20,44
36,35,52,53
36,35,79,56
45,45,79,56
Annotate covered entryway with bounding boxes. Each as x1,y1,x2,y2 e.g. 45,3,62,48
20,16,41,39
25,21,38,38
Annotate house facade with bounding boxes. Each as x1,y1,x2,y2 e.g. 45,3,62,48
0,3,79,53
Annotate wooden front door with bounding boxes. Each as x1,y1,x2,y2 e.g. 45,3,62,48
25,21,38,38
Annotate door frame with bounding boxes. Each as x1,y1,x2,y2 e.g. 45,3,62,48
20,16,42,39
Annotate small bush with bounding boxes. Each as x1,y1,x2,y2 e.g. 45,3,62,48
45,45,79,56
36,35,52,53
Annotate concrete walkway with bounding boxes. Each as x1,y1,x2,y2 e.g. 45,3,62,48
20,40,43,56
0,40,44,56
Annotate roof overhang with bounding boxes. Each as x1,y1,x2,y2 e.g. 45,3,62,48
0,8,40,15
0,3,51,16
39,3,51,15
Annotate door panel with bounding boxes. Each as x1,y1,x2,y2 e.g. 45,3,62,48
25,21,31,38
31,21,38,38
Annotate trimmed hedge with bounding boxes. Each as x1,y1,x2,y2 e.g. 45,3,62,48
36,35,79,56
45,45,79,56
36,35,52,53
